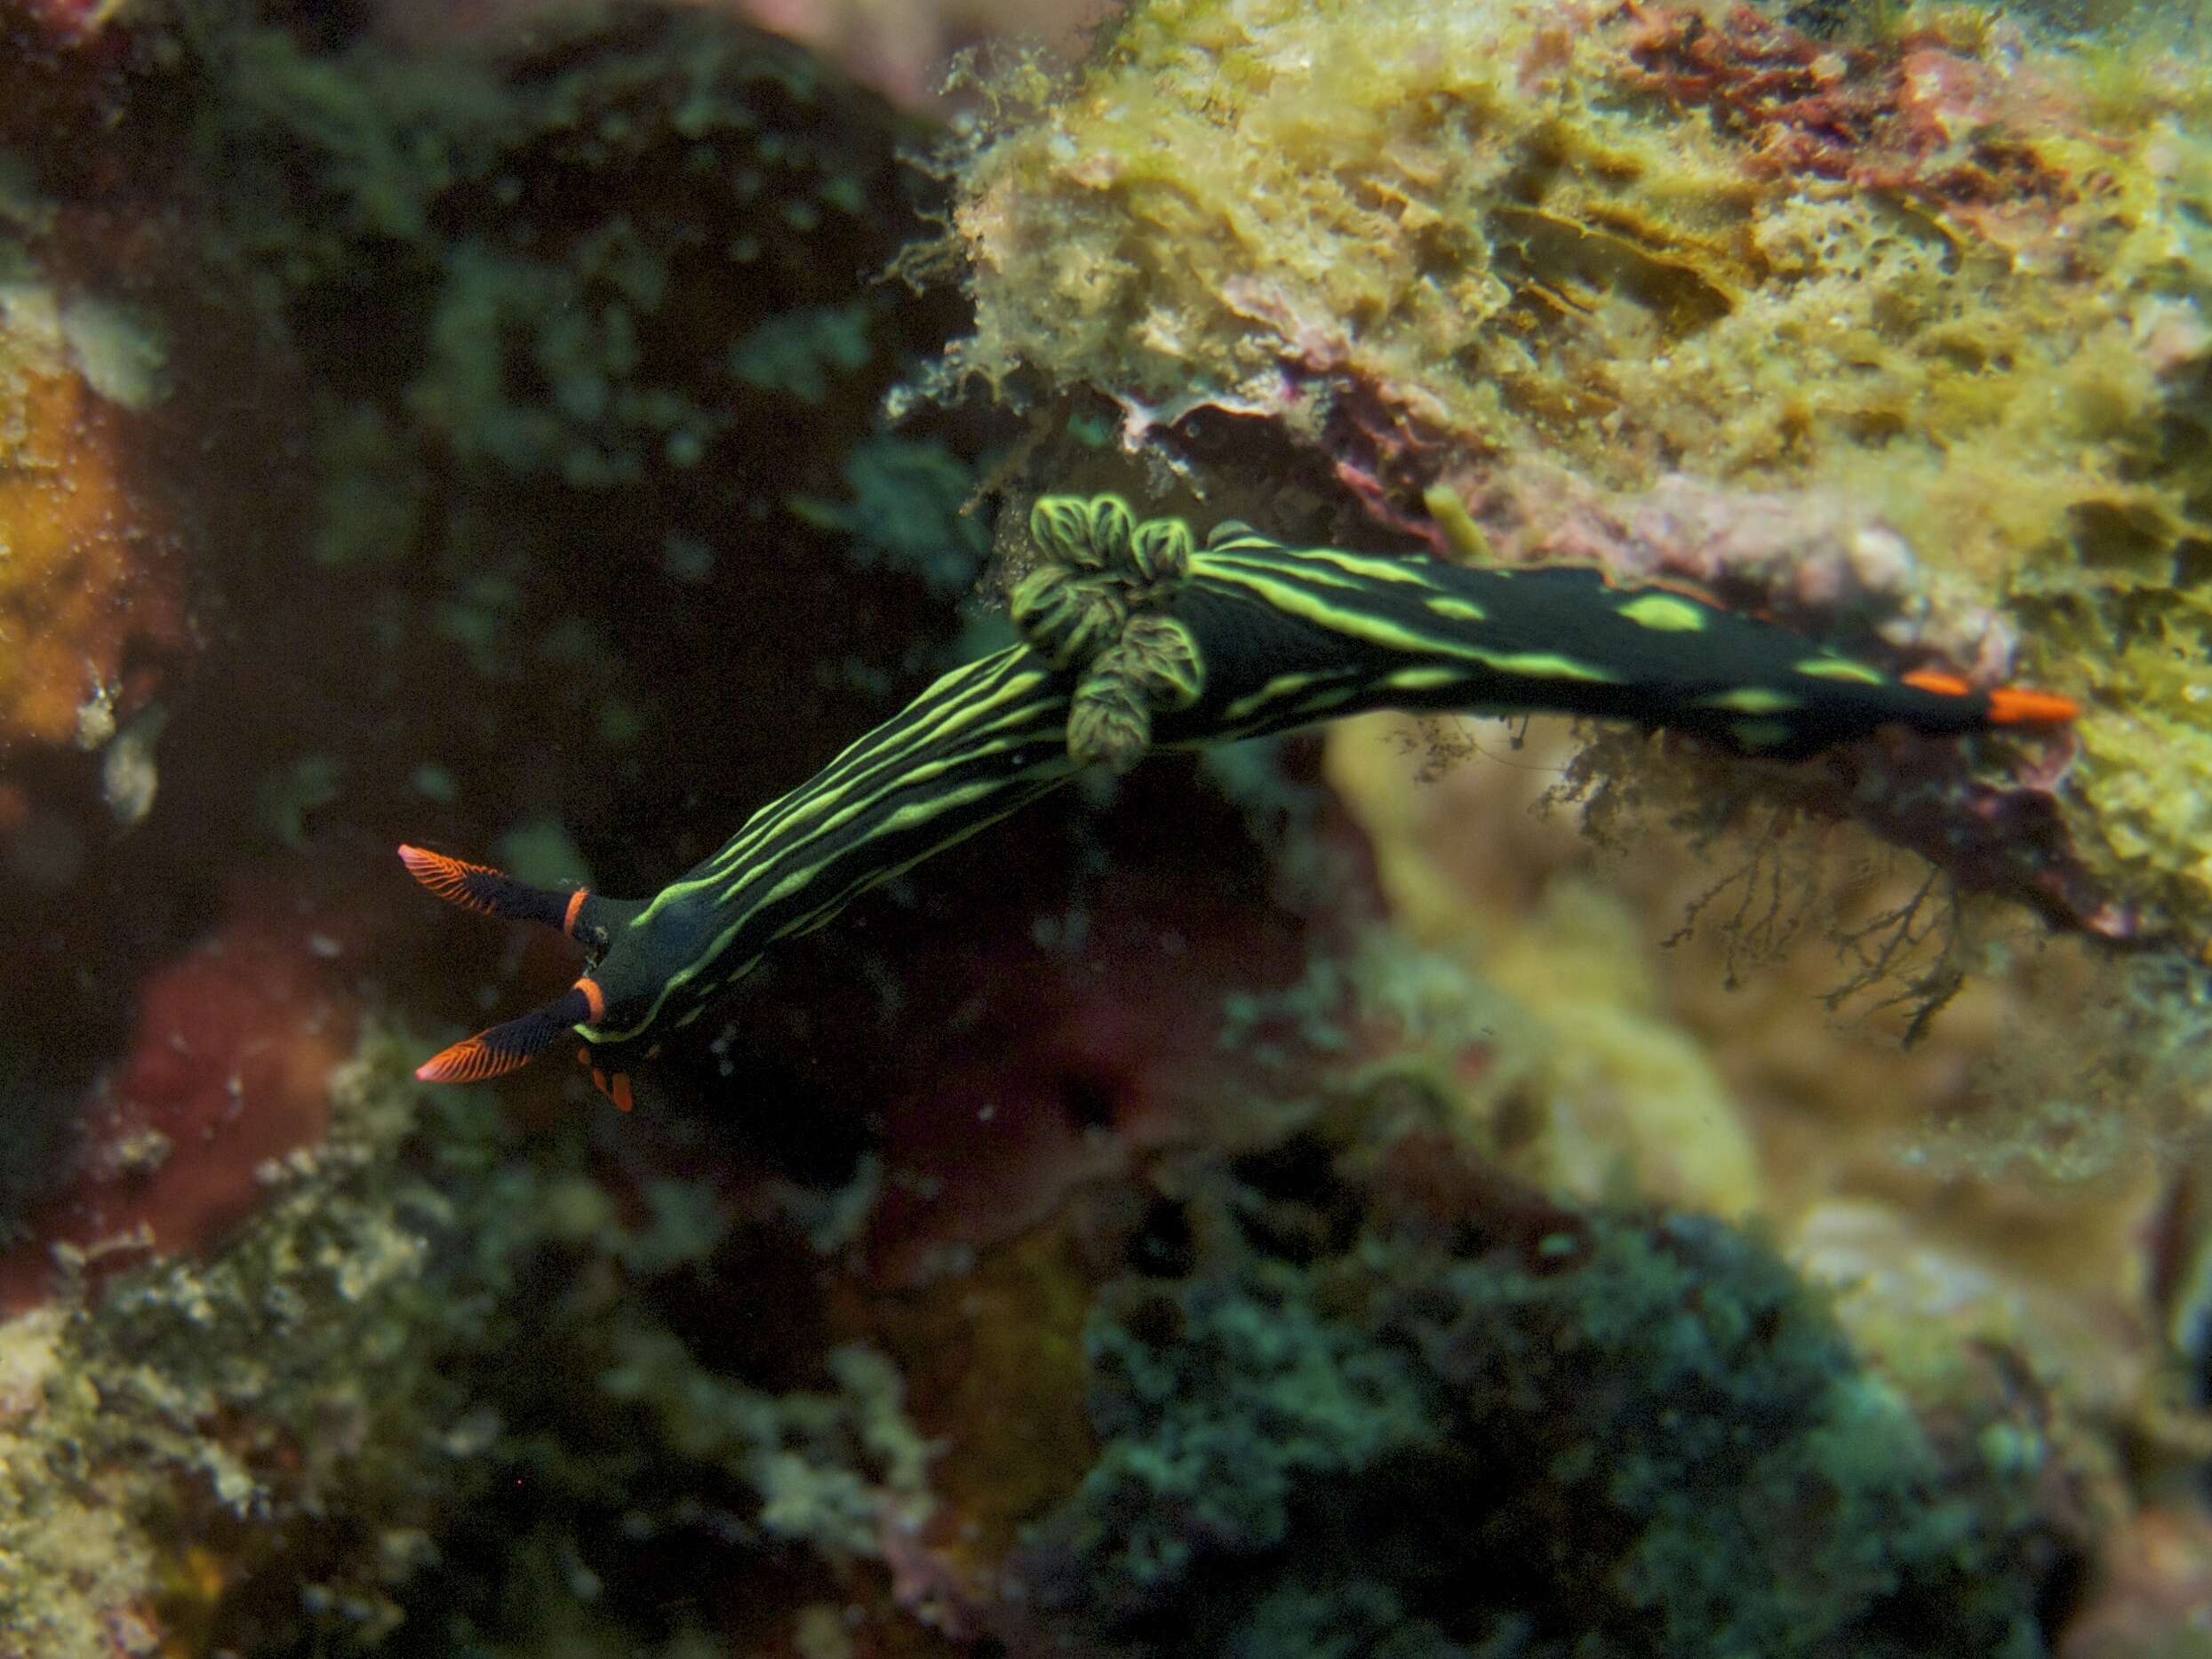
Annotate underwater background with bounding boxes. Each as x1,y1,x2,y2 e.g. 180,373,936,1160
0,0,2210,1652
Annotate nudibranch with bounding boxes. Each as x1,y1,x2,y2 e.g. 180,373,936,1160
403,494,2076,1105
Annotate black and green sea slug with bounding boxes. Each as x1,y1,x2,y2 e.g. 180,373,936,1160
402,494,2076,1106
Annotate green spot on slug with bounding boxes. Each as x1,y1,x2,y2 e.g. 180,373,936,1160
1618,594,1710,632
1698,686,1803,714
1425,595,1489,624
1384,665,1465,694
1474,650,1620,683
1795,656,1889,685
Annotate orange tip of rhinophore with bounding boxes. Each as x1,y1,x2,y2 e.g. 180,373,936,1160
1984,684,2080,726
398,843,441,880
415,1035,515,1085
398,843,496,910
563,887,590,936
576,976,607,1022
1900,668,1972,699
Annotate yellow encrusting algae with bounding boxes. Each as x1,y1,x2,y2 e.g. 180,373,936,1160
946,0,2212,937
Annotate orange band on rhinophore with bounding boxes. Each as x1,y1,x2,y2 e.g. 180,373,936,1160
1984,685,2080,726
1900,669,1972,698
563,887,589,936
576,976,607,1022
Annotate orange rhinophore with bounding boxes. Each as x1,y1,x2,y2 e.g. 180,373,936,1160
416,1033,509,1086
399,843,586,933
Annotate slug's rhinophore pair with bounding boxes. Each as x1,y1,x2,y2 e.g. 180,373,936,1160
402,494,2078,1105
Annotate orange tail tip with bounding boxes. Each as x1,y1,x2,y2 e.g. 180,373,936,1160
1984,684,2080,726
1898,670,2078,728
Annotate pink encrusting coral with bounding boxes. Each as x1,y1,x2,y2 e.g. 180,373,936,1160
0,863,371,1311
12,0,128,44
1617,2,2105,257
855,842,1372,1287
370,0,1099,106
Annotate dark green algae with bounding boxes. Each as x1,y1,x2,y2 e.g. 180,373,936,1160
1011,1143,2077,1659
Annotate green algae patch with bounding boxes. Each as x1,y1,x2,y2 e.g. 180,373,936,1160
0,1033,432,1655
946,0,1533,440
0,1026,943,1655
943,0,2212,940
1018,1166,2074,1655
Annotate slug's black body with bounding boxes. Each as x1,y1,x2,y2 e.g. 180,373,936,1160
403,495,2075,1104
